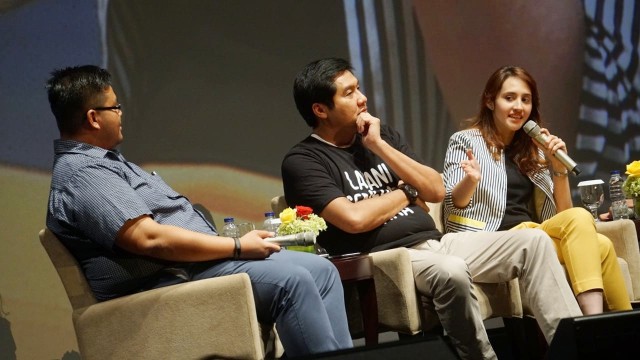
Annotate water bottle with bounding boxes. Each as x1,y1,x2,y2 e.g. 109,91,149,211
609,171,629,220
263,212,280,234
222,217,240,237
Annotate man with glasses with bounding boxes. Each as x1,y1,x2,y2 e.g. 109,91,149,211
45,65,353,357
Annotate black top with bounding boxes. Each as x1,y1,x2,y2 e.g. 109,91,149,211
282,125,441,255
498,152,534,230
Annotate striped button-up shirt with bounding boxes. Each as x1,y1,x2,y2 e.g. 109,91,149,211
442,129,557,233
47,139,216,301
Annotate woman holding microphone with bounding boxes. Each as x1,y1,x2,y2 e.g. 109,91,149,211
442,66,631,315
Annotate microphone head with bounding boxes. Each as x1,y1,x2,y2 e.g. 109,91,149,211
522,120,540,136
300,231,316,245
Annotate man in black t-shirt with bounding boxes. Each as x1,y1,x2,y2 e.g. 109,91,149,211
282,58,582,360
283,124,441,255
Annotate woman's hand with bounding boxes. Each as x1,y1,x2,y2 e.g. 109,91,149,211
537,127,568,172
460,149,481,183
451,149,481,208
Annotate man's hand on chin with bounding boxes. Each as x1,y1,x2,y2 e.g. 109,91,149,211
357,112,382,147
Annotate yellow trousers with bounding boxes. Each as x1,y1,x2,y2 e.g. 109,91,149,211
513,207,631,311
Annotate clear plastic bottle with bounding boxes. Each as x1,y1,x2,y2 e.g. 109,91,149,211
222,217,240,237
263,211,280,234
609,170,629,220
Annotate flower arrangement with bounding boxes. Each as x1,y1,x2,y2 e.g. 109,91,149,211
623,160,640,219
277,205,327,236
623,160,640,198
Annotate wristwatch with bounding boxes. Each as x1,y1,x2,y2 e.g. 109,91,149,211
398,183,418,204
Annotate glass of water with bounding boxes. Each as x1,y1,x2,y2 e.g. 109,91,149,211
578,180,604,221
236,222,255,236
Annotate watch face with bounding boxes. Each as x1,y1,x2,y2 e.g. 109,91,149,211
401,184,418,203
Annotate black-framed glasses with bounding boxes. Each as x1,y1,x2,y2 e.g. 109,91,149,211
92,104,122,113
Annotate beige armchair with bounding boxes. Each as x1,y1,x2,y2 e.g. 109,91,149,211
272,194,640,342
594,220,640,306
430,199,640,307
39,228,280,360
418,204,640,310
270,196,522,339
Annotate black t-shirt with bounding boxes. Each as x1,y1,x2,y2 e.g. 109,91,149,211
282,125,441,255
498,153,534,230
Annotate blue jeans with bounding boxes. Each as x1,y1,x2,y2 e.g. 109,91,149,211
188,250,353,357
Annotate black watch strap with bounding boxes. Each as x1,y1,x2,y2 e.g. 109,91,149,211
398,183,418,204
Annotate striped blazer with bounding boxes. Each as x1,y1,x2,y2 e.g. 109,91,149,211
442,129,557,233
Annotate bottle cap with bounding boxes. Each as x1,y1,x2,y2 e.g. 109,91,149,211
223,217,234,223
264,211,275,217
611,170,621,175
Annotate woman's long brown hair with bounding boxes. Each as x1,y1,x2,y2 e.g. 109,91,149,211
466,66,547,175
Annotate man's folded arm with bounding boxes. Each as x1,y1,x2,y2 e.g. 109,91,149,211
320,191,409,234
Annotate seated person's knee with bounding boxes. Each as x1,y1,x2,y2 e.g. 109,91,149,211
434,256,471,289
564,207,593,223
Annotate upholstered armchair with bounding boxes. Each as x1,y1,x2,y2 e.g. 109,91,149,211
594,220,640,306
425,203,640,308
272,194,640,343
270,196,523,339
39,228,281,360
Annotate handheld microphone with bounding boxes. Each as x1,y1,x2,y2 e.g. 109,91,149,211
264,232,316,246
522,120,581,176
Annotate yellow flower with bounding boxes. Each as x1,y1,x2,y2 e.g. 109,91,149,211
279,208,297,224
626,160,640,177
624,161,640,198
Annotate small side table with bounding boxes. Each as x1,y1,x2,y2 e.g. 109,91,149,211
328,253,379,346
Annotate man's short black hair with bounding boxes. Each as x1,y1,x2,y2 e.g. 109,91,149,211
293,58,354,128
46,65,112,136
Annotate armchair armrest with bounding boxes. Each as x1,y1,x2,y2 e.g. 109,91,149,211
369,248,422,334
368,247,524,335
74,273,266,360
596,220,640,301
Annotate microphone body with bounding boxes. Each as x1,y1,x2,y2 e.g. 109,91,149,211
522,120,581,175
264,232,316,246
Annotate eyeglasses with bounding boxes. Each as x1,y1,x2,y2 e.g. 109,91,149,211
92,104,122,114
